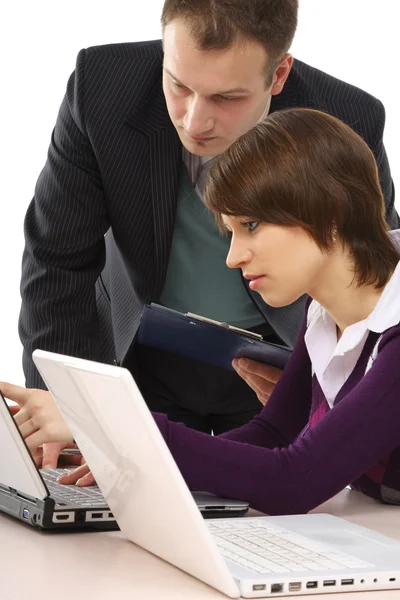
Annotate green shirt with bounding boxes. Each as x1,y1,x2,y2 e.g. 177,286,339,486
159,165,265,329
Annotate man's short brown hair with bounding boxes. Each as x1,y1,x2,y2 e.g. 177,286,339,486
161,0,298,85
204,108,399,289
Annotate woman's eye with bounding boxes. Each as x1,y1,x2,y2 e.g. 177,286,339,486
245,221,259,232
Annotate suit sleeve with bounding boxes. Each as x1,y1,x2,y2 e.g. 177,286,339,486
153,328,400,515
372,101,398,229
19,49,110,388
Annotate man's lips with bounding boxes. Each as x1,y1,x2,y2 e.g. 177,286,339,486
187,133,216,143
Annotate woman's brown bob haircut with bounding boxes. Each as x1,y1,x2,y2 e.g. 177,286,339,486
204,108,399,289
161,0,298,85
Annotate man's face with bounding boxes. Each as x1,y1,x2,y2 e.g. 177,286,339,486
162,19,290,156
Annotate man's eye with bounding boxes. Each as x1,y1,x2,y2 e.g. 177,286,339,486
173,81,186,90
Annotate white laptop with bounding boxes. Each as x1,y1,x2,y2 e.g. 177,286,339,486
33,350,400,598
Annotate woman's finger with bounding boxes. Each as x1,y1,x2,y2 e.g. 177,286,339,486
235,368,274,405
238,369,274,395
233,360,283,383
24,429,48,454
32,448,44,467
0,382,33,407
76,471,96,487
19,419,39,440
14,407,31,427
42,442,70,470
57,463,90,485
248,374,275,396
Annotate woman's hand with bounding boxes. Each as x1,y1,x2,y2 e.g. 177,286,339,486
232,359,282,405
57,463,96,487
0,382,73,455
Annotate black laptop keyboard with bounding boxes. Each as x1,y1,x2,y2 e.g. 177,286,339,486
41,468,107,508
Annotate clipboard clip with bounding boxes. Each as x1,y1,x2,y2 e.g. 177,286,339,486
185,312,263,340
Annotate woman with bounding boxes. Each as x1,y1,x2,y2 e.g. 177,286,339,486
3,108,400,515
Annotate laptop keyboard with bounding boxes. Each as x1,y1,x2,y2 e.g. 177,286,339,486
208,520,374,574
41,469,107,508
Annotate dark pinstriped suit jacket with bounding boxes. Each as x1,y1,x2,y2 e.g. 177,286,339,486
20,40,398,388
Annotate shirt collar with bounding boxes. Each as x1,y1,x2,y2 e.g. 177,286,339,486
367,259,400,332
307,258,400,358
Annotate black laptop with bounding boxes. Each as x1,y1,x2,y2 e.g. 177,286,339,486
0,391,248,529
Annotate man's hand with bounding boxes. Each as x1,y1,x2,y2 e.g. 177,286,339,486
57,463,96,487
232,359,282,405
0,382,73,455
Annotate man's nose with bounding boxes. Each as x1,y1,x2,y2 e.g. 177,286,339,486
183,96,214,135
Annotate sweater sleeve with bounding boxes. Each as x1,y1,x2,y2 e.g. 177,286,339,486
153,327,400,515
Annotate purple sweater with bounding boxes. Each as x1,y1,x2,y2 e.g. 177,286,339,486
153,317,400,515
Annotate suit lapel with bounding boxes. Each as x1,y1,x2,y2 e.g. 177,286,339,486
125,70,182,292
148,118,182,290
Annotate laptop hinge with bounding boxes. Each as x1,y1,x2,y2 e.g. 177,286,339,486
12,487,55,509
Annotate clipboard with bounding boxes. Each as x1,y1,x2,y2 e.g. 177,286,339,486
136,303,291,371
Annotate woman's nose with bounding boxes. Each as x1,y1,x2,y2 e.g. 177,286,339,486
226,240,251,269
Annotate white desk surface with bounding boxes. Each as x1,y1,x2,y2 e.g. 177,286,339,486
1,488,399,600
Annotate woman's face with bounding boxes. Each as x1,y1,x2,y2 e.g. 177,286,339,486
222,216,329,307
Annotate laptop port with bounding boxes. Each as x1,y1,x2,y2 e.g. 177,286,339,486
271,583,283,593
341,579,354,586
86,510,115,522
22,509,29,519
252,584,266,591
306,581,318,589
288,582,301,592
323,580,336,587
389,578,396,582
52,512,75,523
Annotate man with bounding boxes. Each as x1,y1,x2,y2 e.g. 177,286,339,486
20,0,397,458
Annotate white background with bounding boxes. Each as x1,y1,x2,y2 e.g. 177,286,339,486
1,1,398,386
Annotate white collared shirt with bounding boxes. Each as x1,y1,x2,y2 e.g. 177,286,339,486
305,236,400,408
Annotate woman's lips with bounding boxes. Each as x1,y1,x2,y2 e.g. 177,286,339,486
247,275,265,290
